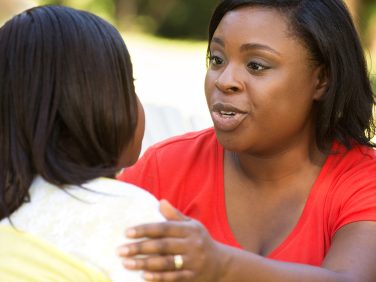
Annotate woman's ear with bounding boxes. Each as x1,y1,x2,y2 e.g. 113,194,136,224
313,66,329,101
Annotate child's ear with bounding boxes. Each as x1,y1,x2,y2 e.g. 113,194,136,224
313,66,329,101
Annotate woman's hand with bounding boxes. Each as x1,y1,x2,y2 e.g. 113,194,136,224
117,199,226,281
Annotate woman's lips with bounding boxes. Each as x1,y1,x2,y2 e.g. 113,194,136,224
210,102,248,132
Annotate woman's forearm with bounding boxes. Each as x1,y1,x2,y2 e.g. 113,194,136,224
218,243,351,282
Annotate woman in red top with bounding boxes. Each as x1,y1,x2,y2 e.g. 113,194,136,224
118,0,376,281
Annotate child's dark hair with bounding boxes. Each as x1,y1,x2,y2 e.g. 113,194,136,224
0,6,139,219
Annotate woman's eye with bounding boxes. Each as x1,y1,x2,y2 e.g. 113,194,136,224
248,62,268,72
209,55,223,66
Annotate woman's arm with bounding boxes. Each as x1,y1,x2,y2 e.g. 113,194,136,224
219,221,376,282
118,200,376,282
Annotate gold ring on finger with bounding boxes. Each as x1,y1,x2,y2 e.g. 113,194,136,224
173,254,184,270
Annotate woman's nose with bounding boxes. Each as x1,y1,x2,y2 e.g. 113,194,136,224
214,65,243,94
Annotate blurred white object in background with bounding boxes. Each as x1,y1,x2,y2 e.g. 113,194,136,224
142,103,210,153
126,34,212,152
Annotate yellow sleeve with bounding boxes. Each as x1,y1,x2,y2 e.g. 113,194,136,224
0,226,110,282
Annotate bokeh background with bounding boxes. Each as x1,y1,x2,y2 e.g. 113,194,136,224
1,0,375,147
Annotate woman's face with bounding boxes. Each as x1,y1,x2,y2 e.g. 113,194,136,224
205,6,326,155
118,96,145,167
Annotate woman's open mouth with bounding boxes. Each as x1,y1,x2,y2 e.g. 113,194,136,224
210,102,248,132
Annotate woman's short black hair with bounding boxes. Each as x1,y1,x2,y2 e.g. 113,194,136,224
0,5,138,218
208,0,375,150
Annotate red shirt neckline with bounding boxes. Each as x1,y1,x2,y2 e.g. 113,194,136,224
215,141,338,257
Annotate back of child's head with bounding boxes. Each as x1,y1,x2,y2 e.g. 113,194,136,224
0,5,139,218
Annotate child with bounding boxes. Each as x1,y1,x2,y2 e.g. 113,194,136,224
0,5,163,281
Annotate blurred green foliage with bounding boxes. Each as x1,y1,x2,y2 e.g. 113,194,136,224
135,0,217,40
38,0,115,24
32,0,376,44
360,1,376,51
35,0,218,39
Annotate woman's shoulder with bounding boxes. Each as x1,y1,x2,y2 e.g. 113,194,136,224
320,143,376,235
140,127,220,163
322,141,376,201
328,141,376,175
149,127,217,150
132,127,221,177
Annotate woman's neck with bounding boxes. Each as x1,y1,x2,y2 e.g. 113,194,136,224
227,138,327,187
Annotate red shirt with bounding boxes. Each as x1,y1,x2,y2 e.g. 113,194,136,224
118,128,376,265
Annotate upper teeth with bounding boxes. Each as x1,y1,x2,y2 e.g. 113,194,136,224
220,111,235,115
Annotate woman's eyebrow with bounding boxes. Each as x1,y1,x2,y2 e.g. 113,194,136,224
240,43,281,56
211,37,224,47
211,37,280,56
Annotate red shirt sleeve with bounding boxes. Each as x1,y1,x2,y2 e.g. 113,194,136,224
331,163,376,235
328,146,376,235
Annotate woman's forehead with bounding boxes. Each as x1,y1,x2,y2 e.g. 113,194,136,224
211,6,308,57
217,6,291,36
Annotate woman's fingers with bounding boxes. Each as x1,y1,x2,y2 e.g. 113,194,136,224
143,270,195,281
119,238,186,256
118,201,221,281
126,220,190,239
123,254,189,272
